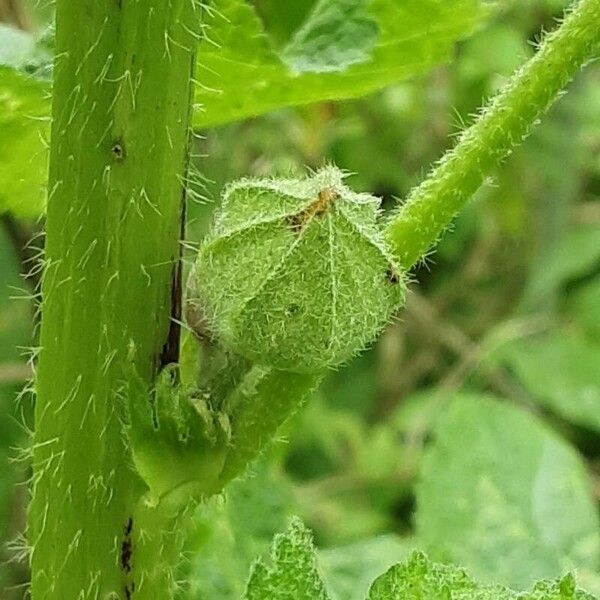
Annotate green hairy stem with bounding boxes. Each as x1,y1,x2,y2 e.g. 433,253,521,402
29,1,200,598
385,0,600,270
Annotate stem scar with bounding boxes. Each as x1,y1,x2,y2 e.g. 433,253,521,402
121,517,133,574
111,140,126,162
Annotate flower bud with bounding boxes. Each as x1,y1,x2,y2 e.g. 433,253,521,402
189,167,405,373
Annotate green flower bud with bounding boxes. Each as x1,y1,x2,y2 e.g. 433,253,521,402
189,166,405,373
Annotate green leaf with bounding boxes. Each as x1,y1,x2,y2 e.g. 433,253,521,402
368,551,509,599
367,551,595,599
0,68,49,217
415,394,600,591
521,227,600,307
281,0,378,73
569,276,600,340
194,0,490,127
244,517,331,600
1,0,488,216
251,1,318,47
499,332,600,433
0,24,51,217
524,578,597,600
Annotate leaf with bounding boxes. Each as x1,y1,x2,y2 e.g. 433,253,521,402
499,332,600,433
415,395,600,591
319,535,414,600
521,227,600,306
281,0,379,73
1,0,489,216
370,552,508,599
194,0,490,127
524,578,597,600
0,68,49,217
244,517,331,600
569,276,600,340
367,551,595,599
0,24,51,218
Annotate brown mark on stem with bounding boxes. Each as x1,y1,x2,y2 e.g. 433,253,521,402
111,139,126,162
159,256,183,370
158,192,186,371
120,516,135,598
120,517,133,574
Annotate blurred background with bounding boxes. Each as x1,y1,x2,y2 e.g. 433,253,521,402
1,0,599,598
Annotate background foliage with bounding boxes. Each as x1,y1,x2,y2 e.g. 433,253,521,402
0,0,599,597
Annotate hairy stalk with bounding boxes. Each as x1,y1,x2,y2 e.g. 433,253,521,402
29,1,200,598
218,368,321,487
385,0,600,270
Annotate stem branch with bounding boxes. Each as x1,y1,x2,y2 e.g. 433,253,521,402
385,0,600,270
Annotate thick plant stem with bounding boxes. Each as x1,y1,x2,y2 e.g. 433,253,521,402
29,1,200,598
385,0,600,270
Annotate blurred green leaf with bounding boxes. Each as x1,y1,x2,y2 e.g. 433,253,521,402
322,351,378,416
0,67,49,217
0,24,51,218
390,390,446,439
244,517,331,600
416,395,600,591
368,551,595,600
458,24,532,87
285,395,363,480
0,0,490,216
522,227,600,307
194,0,490,127
319,535,414,600
498,332,600,433
251,0,318,47
281,0,378,73
569,277,600,340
